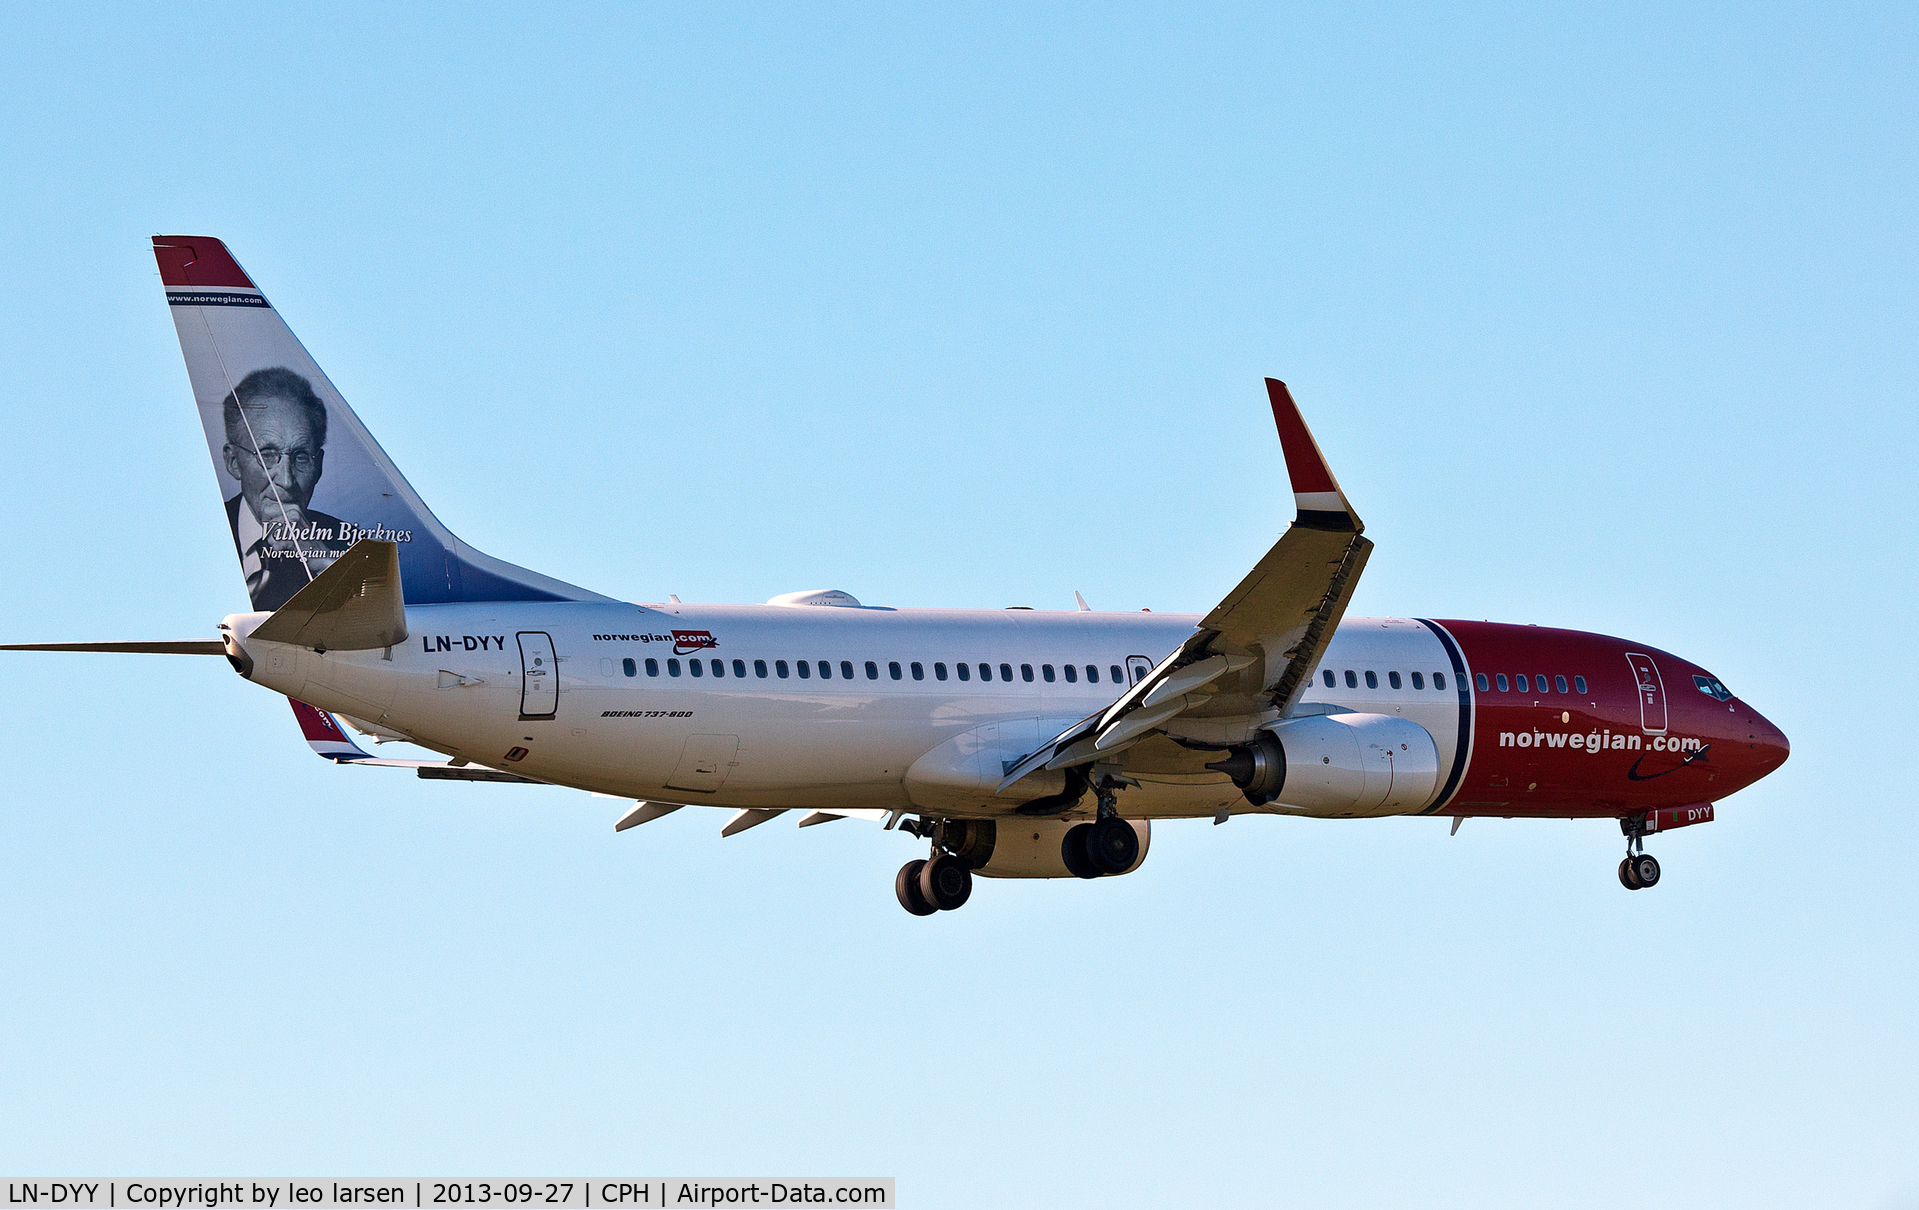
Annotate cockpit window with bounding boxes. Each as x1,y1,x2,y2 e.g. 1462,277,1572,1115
1694,674,1733,702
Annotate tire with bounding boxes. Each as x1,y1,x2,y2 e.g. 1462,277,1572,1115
1618,857,1641,890
919,853,974,911
1631,854,1661,888
1086,816,1140,875
1061,824,1100,879
895,859,938,915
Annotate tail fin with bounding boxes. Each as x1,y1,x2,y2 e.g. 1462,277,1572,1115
153,236,611,611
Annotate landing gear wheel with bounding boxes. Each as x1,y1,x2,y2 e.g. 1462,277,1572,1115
1630,853,1661,888
1618,857,1641,890
1061,824,1100,879
895,859,937,915
918,853,974,911
1086,816,1140,875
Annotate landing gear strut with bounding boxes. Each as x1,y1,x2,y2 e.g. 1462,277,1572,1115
1063,774,1141,878
1617,815,1662,890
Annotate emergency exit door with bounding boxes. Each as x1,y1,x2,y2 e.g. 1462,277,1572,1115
518,631,558,718
1624,651,1667,735
1126,655,1154,686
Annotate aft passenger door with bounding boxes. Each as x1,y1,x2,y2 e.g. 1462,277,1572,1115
518,631,558,719
1625,652,1667,735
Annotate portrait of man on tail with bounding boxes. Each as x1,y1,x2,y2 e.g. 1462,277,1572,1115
220,366,353,610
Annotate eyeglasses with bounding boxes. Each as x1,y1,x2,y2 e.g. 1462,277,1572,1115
234,446,320,471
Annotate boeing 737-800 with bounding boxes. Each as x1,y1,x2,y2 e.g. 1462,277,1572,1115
2,237,1790,914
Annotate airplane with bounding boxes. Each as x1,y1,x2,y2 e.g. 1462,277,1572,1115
1,236,1790,914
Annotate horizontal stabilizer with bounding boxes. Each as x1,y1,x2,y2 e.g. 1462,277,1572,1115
0,640,225,655
287,698,533,780
249,539,407,652
417,766,541,783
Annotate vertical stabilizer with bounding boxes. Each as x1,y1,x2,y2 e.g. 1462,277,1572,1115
154,236,611,610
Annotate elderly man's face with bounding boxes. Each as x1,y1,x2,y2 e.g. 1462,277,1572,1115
224,396,324,521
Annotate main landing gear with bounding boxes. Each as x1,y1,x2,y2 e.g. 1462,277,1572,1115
896,852,973,915
1061,774,1141,879
1617,815,1662,890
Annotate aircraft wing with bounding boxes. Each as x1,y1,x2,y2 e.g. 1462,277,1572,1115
288,698,541,783
999,379,1372,790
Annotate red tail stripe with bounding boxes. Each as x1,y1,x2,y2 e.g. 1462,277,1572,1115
152,235,256,289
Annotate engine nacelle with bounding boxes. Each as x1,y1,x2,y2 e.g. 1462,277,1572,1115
938,818,1151,879
1208,712,1440,816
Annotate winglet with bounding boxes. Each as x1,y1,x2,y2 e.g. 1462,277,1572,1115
1266,379,1361,532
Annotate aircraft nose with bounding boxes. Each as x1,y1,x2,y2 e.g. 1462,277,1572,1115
1741,705,1790,775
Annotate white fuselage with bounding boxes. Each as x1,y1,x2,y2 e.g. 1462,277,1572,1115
234,602,1472,819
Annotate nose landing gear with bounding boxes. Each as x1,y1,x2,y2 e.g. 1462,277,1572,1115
1617,815,1662,890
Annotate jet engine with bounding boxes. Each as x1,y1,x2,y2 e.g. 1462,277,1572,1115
937,818,1150,879
1207,712,1440,816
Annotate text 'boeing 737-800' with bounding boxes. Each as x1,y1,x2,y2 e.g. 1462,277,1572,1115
2,236,1790,913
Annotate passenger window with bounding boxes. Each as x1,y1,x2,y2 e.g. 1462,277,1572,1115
796,660,810,679
1086,665,1099,683
1042,664,1055,682
710,658,723,677
1323,669,1335,688
754,659,768,678
1001,663,1014,681
690,659,703,677
1434,672,1446,691
1574,675,1588,694
1021,664,1034,682
1388,671,1402,689
1411,671,1424,690
668,658,681,677
1537,674,1549,693
1496,674,1508,692
935,662,949,681
1344,670,1358,688
623,658,637,677
816,661,829,679
957,663,971,681
645,658,659,677
910,662,924,681
889,661,903,680
1555,675,1568,694
842,661,855,679
1109,665,1122,683
1064,664,1078,683
1514,674,1527,692
1365,671,1378,689
865,661,878,680
775,660,789,678
1475,673,1488,692
974,663,988,681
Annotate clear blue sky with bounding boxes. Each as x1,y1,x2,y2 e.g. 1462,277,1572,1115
1,3,1914,1207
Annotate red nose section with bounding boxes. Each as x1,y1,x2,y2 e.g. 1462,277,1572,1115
1746,709,1790,776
